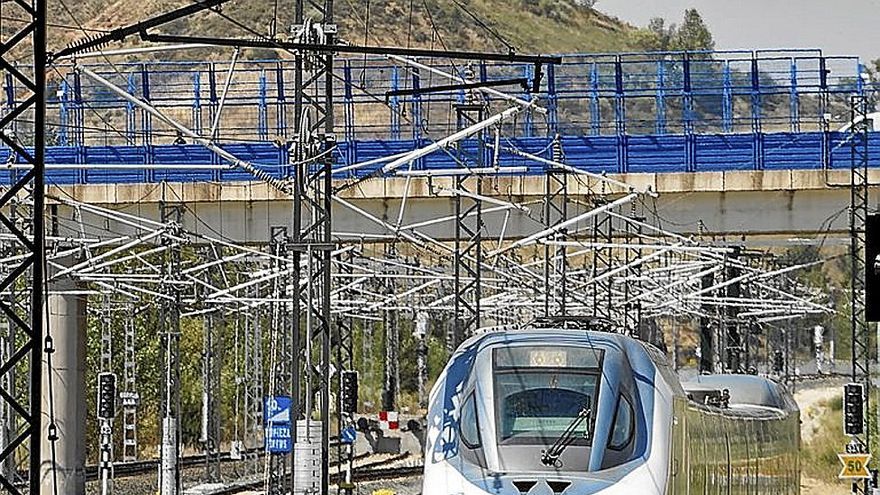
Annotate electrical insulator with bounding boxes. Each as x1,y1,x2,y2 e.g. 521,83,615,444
844,383,865,436
97,372,117,420
341,371,359,414
551,134,564,163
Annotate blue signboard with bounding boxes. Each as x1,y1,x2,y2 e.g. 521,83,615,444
264,396,292,454
264,396,291,424
266,424,292,453
340,426,357,444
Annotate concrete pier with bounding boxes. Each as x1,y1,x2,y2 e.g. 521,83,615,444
40,273,87,495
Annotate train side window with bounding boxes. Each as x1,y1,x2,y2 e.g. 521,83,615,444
460,393,482,449
608,395,634,450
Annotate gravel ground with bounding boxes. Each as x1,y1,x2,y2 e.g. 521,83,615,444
85,457,265,495
85,454,424,495
338,475,422,495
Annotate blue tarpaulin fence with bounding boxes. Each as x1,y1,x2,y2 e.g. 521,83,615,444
10,49,874,185
13,130,873,186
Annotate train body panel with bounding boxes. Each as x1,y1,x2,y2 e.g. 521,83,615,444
422,327,800,495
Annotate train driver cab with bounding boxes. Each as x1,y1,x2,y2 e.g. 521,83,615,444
455,333,649,476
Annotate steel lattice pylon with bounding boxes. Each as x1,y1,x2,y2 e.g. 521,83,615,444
158,203,183,495
0,0,46,492
543,157,568,317
724,249,744,374
591,198,614,320
849,94,871,495
622,213,644,335
268,226,291,495
382,243,399,412
290,0,335,493
334,248,355,495
201,312,220,483
451,103,485,350
121,308,138,462
97,297,114,492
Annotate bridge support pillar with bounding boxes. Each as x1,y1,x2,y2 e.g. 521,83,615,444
41,273,87,495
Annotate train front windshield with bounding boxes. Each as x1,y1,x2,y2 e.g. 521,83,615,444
493,346,602,446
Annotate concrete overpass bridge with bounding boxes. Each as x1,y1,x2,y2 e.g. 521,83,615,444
46,167,880,244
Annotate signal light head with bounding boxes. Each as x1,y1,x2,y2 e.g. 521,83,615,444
844,383,865,436
340,371,359,414
97,372,117,420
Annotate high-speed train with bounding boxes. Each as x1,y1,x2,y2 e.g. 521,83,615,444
422,320,800,495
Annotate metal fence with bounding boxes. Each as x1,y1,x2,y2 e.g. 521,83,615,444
39,49,864,148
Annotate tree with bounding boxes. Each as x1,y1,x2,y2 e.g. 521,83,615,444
636,9,716,53
676,8,714,51
647,17,676,51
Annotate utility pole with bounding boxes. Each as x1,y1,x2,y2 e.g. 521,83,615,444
452,99,485,349
0,0,46,493
543,135,568,317
415,312,429,409
98,298,115,495
848,93,871,495
158,203,183,495
290,1,336,493
121,309,140,462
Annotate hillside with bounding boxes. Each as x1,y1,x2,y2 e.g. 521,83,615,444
46,0,646,58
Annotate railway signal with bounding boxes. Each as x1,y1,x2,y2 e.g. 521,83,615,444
96,372,117,495
341,371,359,414
97,372,117,420
845,383,866,436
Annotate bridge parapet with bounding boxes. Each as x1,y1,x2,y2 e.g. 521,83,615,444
8,129,877,187
39,49,862,147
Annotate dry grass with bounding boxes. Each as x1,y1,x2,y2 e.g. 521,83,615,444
44,0,642,58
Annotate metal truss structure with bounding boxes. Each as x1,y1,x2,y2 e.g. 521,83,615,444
382,242,400,413
0,0,46,492
267,226,291,495
543,138,569,317
159,203,183,494
289,0,336,492
591,197,615,321
452,102,487,351
334,248,355,495
849,94,871,495
121,308,139,462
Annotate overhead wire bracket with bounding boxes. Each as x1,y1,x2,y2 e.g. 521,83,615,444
50,0,231,62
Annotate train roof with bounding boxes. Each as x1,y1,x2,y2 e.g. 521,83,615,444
466,327,642,349
685,374,799,413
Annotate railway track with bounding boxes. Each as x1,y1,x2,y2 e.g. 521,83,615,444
206,453,421,494
84,440,347,481
84,449,265,481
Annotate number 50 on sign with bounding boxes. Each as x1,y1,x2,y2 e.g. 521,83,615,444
839,453,871,479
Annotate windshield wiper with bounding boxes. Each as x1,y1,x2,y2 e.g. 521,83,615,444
540,404,592,467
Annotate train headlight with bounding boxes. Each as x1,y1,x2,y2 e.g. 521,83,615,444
529,349,567,367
